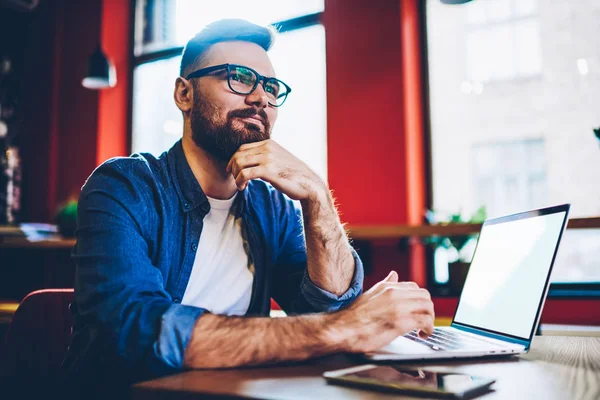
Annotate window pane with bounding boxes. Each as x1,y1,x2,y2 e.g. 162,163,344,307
176,0,323,46
132,56,182,157
486,0,512,22
482,24,514,81
551,230,600,283
515,0,537,17
267,25,327,181
466,1,486,25
515,19,542,76
132,26,327,181
426,0,600,283
135,0,324,55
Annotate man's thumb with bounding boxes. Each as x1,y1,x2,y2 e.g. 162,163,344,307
385,270,399,283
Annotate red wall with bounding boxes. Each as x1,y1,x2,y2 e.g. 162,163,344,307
324,0,408,227
97,0,131,165
434,297,600,326
324,0,427,286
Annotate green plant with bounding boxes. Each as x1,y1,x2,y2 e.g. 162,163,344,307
424,206,487,262
55,199,78,237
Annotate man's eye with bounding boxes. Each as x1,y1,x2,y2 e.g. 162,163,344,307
265,82,279,96
240,75,254,85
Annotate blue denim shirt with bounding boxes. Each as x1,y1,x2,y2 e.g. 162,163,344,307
62,140,364,385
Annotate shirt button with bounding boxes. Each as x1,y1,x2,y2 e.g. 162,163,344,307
173,298,180,304
191,243,197,251
184,203,190,210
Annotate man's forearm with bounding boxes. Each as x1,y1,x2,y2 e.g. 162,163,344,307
183,312,343,369
301,190,355,296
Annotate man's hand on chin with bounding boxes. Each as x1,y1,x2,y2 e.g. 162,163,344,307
226,139,327,201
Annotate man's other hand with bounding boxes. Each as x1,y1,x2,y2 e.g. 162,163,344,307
328,271,435,353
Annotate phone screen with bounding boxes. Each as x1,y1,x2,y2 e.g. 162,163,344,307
326,366,495,397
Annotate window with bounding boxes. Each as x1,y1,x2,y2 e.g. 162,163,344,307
425,0,600,291
134,0,324,55
472,139,547,216
465,0,541,82
131,0,327,180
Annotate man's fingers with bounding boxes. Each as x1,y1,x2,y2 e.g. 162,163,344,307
382,285,430,298
365,271,397,295
234,166,268,190
230,154,268,178
385,270,398,283
237,140,269,152
366,272,408,297
407,298,435,317
227,147,267,173
416,314,435,337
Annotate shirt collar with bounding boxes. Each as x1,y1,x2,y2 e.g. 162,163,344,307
167,139,247,217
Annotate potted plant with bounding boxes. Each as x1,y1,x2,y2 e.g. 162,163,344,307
54,199,78,237
424,206,487,293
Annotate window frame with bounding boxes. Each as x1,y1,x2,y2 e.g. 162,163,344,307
419,0,600,299
132,11,322,67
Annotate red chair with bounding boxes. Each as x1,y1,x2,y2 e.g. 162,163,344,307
0,289,75,378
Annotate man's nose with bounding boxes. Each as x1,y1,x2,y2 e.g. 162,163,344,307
245,82,269,108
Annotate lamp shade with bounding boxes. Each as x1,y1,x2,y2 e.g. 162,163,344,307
82,45,116,89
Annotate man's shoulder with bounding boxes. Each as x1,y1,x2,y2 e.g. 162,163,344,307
81,153,170,208
83,152,168,191
95,152,163,174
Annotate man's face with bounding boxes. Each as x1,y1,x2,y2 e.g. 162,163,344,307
188,41,278,163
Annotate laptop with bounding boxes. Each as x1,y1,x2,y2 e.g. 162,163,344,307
364,203,570,362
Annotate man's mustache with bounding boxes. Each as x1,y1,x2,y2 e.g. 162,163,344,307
228,107,268,125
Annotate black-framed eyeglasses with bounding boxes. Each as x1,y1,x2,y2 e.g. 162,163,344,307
185,63,292,107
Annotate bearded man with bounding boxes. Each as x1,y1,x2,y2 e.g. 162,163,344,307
62,18,435,397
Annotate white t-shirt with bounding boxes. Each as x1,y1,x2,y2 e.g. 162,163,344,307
181,193,254,316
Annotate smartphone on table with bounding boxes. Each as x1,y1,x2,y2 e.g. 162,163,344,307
324,364,495,399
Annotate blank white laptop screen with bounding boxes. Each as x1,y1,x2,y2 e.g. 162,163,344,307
453,211,567,339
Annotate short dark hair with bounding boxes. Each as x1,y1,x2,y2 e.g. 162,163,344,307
179,19,276,78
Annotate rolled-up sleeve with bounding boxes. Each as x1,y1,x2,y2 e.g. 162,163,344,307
72,160,204,378
270,195,364,314
300,248,364,312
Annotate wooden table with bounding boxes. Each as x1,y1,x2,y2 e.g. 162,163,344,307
133,336,600,399
0,236,76,301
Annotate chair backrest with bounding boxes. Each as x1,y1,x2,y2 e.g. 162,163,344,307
0,289,75,378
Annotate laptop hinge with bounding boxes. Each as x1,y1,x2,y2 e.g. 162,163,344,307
451,322,531,349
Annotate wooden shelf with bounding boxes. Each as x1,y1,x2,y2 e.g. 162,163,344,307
347,223,482,239
0,236,76,249
347,217,600,240
1,218,598,248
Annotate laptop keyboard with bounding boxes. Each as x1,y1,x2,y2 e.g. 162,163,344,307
404,328,509,351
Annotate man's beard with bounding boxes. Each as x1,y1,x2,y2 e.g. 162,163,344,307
190,96,271,164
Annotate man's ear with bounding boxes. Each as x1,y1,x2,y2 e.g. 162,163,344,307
174,77,193,113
